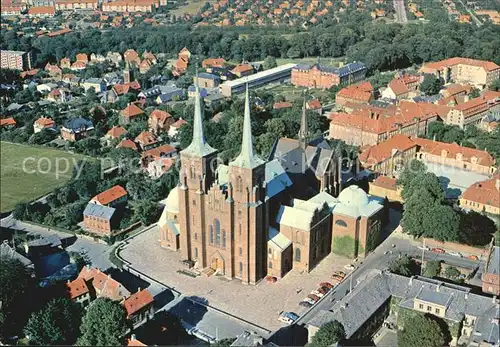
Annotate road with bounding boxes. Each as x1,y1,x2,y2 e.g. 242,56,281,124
393,0,407,23
296,234,480,327
457,0,482,26
1,215,113,271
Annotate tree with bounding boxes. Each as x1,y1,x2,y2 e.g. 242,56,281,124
0,256,34,339
388,255,418,276
398,313,445,347
458,211,496,246
397,159,427,189
310,320,346,347
423,205,460,242
262,56,277,70
489,79,500,91
470,88,480,98
401,172,444,202
423,260,441,278
132,200,160,225
401,188,437,238
77,298,128,346
444,266,461,281
420,75,443,95
24,298,83,346
133,311,189,346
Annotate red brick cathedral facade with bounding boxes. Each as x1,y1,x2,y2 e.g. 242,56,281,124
159,84,383,285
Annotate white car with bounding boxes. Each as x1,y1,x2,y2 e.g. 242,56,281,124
344,264,355,270
311,290,325,297
418,246,429,251
302,297,316,305
447,251,462,257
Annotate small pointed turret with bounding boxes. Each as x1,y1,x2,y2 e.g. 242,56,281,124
230,85,264,169
298,94,310,149
181,68,217,157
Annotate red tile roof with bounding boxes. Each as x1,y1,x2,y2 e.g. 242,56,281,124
387,75,420,96
171,118,187,129
232,64,253,74
150,109,172,123
371,175,398,191
35,117,55,127
124,49,140,62
135,131,157,146
117,138,138,150
112,81,141,96
91,185,127,205
461,174,500,208
142,144,176,160
273,101,293,109
202,58,226,68
441,83,473,98
78,267,130,301
411,137,495,166
28,6,56,15
359,134,418,167
128,336,146,346
306,99,322,109
121,104,144,118
66,277,89,300
336,81,373,102
20,69,39,78
421,57,500,72
0,117,16,127
106,126,127,138
123,289,153,317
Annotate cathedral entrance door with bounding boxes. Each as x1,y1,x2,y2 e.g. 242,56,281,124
209,252,225,274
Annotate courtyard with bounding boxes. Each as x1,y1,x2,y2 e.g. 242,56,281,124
119,225,353,331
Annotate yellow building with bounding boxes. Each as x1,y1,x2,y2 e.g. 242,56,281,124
459,175,500,215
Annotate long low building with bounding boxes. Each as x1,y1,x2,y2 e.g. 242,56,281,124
219,63,297,97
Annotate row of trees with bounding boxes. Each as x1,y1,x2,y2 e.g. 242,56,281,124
398,160,496,246
2,10,500,73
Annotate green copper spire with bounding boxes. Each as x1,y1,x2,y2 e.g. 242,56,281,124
230,84,264,169
181,68,216,157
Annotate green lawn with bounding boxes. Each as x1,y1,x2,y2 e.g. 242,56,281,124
0,142,90,213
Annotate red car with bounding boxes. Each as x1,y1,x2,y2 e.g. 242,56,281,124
320,282,333,289
431,248,445,254
266,276,277,283
317,287,329,295
467,255,479,261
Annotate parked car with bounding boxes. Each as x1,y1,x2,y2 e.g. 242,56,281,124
278,312,299,325
331,275,344,282
467,255,479,261
299,300,313,308
320,282,334,289
431,248,445,254
344,264,355,270
307,294,320,302
311,290,325,298
447,251,462,257
266,276,277,283
417,245,429,251
317,287,330,295
302,297,316,305
332,271,346,278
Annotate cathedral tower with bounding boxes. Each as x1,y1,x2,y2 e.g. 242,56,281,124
228,86,268,284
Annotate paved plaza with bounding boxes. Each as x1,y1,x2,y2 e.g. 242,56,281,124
120,226,353,331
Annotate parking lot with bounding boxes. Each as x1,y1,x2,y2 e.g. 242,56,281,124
119,226,353,331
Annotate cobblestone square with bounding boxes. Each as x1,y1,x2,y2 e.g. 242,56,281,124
120,226,352,331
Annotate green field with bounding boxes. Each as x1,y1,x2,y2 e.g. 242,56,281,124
0,142,90,213
169,0,217,16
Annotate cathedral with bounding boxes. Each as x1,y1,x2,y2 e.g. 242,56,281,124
159,83,384,284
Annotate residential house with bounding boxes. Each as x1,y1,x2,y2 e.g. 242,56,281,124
231,64,254,78
105,126,127,144
123,289,154,325
117,138,138,151
45,63,62,78
61,117,94,142
65,277,91,307
141,144,176,168
134,131,158,151
204,93,225,107
306,99,322,114
188,85,207,98
148,109,174,134
195,73,220,88
445,91,500,129
36,82,58,93
336,81,374,108
82,203,118,236
1,117,17,129
202,57,226,69
123,49,141,66
147,157,175,179
70,61,87,71
420,57,500,88
20,69,39,79
33,117,56,133
119,103,145,124
482,245,500,295
459,175,500,215
55,0,98,10
273,101,293,110
168,118,187,138
47,88,71,103
76,53,89,63
28,6,56,17
76,266,131,301
178,47,191,60
60,57,71,69
108,81,141,103
90,185,128,207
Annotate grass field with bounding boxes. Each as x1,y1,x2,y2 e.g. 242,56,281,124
0,142,89,213
169,0,217,16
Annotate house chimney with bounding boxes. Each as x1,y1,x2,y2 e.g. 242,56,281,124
131,334,137,341
137,287,141,293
